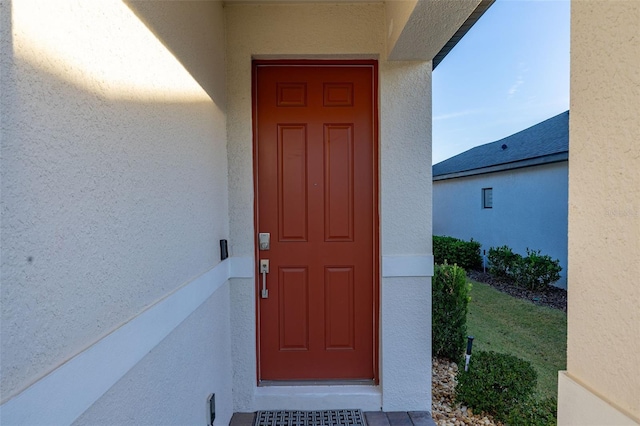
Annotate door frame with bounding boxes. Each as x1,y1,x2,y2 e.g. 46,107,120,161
251,59,380,384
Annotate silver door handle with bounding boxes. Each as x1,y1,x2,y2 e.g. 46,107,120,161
260,259,269,298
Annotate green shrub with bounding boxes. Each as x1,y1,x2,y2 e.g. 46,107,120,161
433,236,482,271
506,397,557,426
456,350,537,421
512,249,562,291
432,262,471,362
488,246,562,290
488,245,521,278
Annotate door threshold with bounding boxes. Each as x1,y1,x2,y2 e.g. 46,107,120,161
259,379,376,387
253,383,382,411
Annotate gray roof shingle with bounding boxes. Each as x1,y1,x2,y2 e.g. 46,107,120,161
433,110,569,178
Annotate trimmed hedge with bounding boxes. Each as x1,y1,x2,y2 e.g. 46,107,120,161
433,236,482,271
456,350,538,421
432,262,471,362
512,248,562,291
488,245,562,290
487,245,520,278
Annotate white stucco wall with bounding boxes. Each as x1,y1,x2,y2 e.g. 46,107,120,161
1,1,233,424
72,285,233,426
433,162,568,288
559,0,640,424
225,2,433,412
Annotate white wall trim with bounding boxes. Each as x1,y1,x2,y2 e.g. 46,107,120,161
0,259,233,426
233,256,435,278
0,254,431,424
382,255,434,277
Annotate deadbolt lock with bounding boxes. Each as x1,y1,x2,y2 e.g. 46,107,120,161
259,233,270,250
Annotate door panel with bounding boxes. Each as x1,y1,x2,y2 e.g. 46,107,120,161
255,62,377,381
278,124,308,241
278,267,309,351
324,124,354,241
324,266,355,350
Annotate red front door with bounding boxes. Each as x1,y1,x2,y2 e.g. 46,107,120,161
254,61,378,381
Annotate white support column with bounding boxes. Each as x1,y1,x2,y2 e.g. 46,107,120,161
379,60,433,411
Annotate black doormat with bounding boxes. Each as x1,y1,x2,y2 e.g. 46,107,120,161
254,409,365,426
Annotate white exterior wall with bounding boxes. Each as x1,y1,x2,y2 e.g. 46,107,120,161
433,162,568,288
559,0,640,424
225,2,434,412
0,1,233,424
73,284,233,426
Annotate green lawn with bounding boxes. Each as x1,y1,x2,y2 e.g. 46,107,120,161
466,280,567,399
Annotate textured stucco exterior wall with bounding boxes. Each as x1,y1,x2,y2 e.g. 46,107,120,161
433,162,568,288
380,61,432,410
381,61,432,256
559,0,640,423
225,2,433,412
381,277,431,408
72,285,233,426
1,1,232,422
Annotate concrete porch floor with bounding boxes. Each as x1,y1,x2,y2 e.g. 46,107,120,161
229,411,437,426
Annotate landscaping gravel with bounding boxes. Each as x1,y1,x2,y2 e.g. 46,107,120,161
431,358,503,426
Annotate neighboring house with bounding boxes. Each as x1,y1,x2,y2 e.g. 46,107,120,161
1,2,638,426
433,111,569,288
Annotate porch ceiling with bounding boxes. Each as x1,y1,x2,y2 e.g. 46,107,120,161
223,0,493,64
386,0,488,61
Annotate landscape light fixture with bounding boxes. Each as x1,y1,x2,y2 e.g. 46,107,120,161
465,336,474,372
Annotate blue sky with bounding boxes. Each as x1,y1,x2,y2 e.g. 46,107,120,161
432,0,570,164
